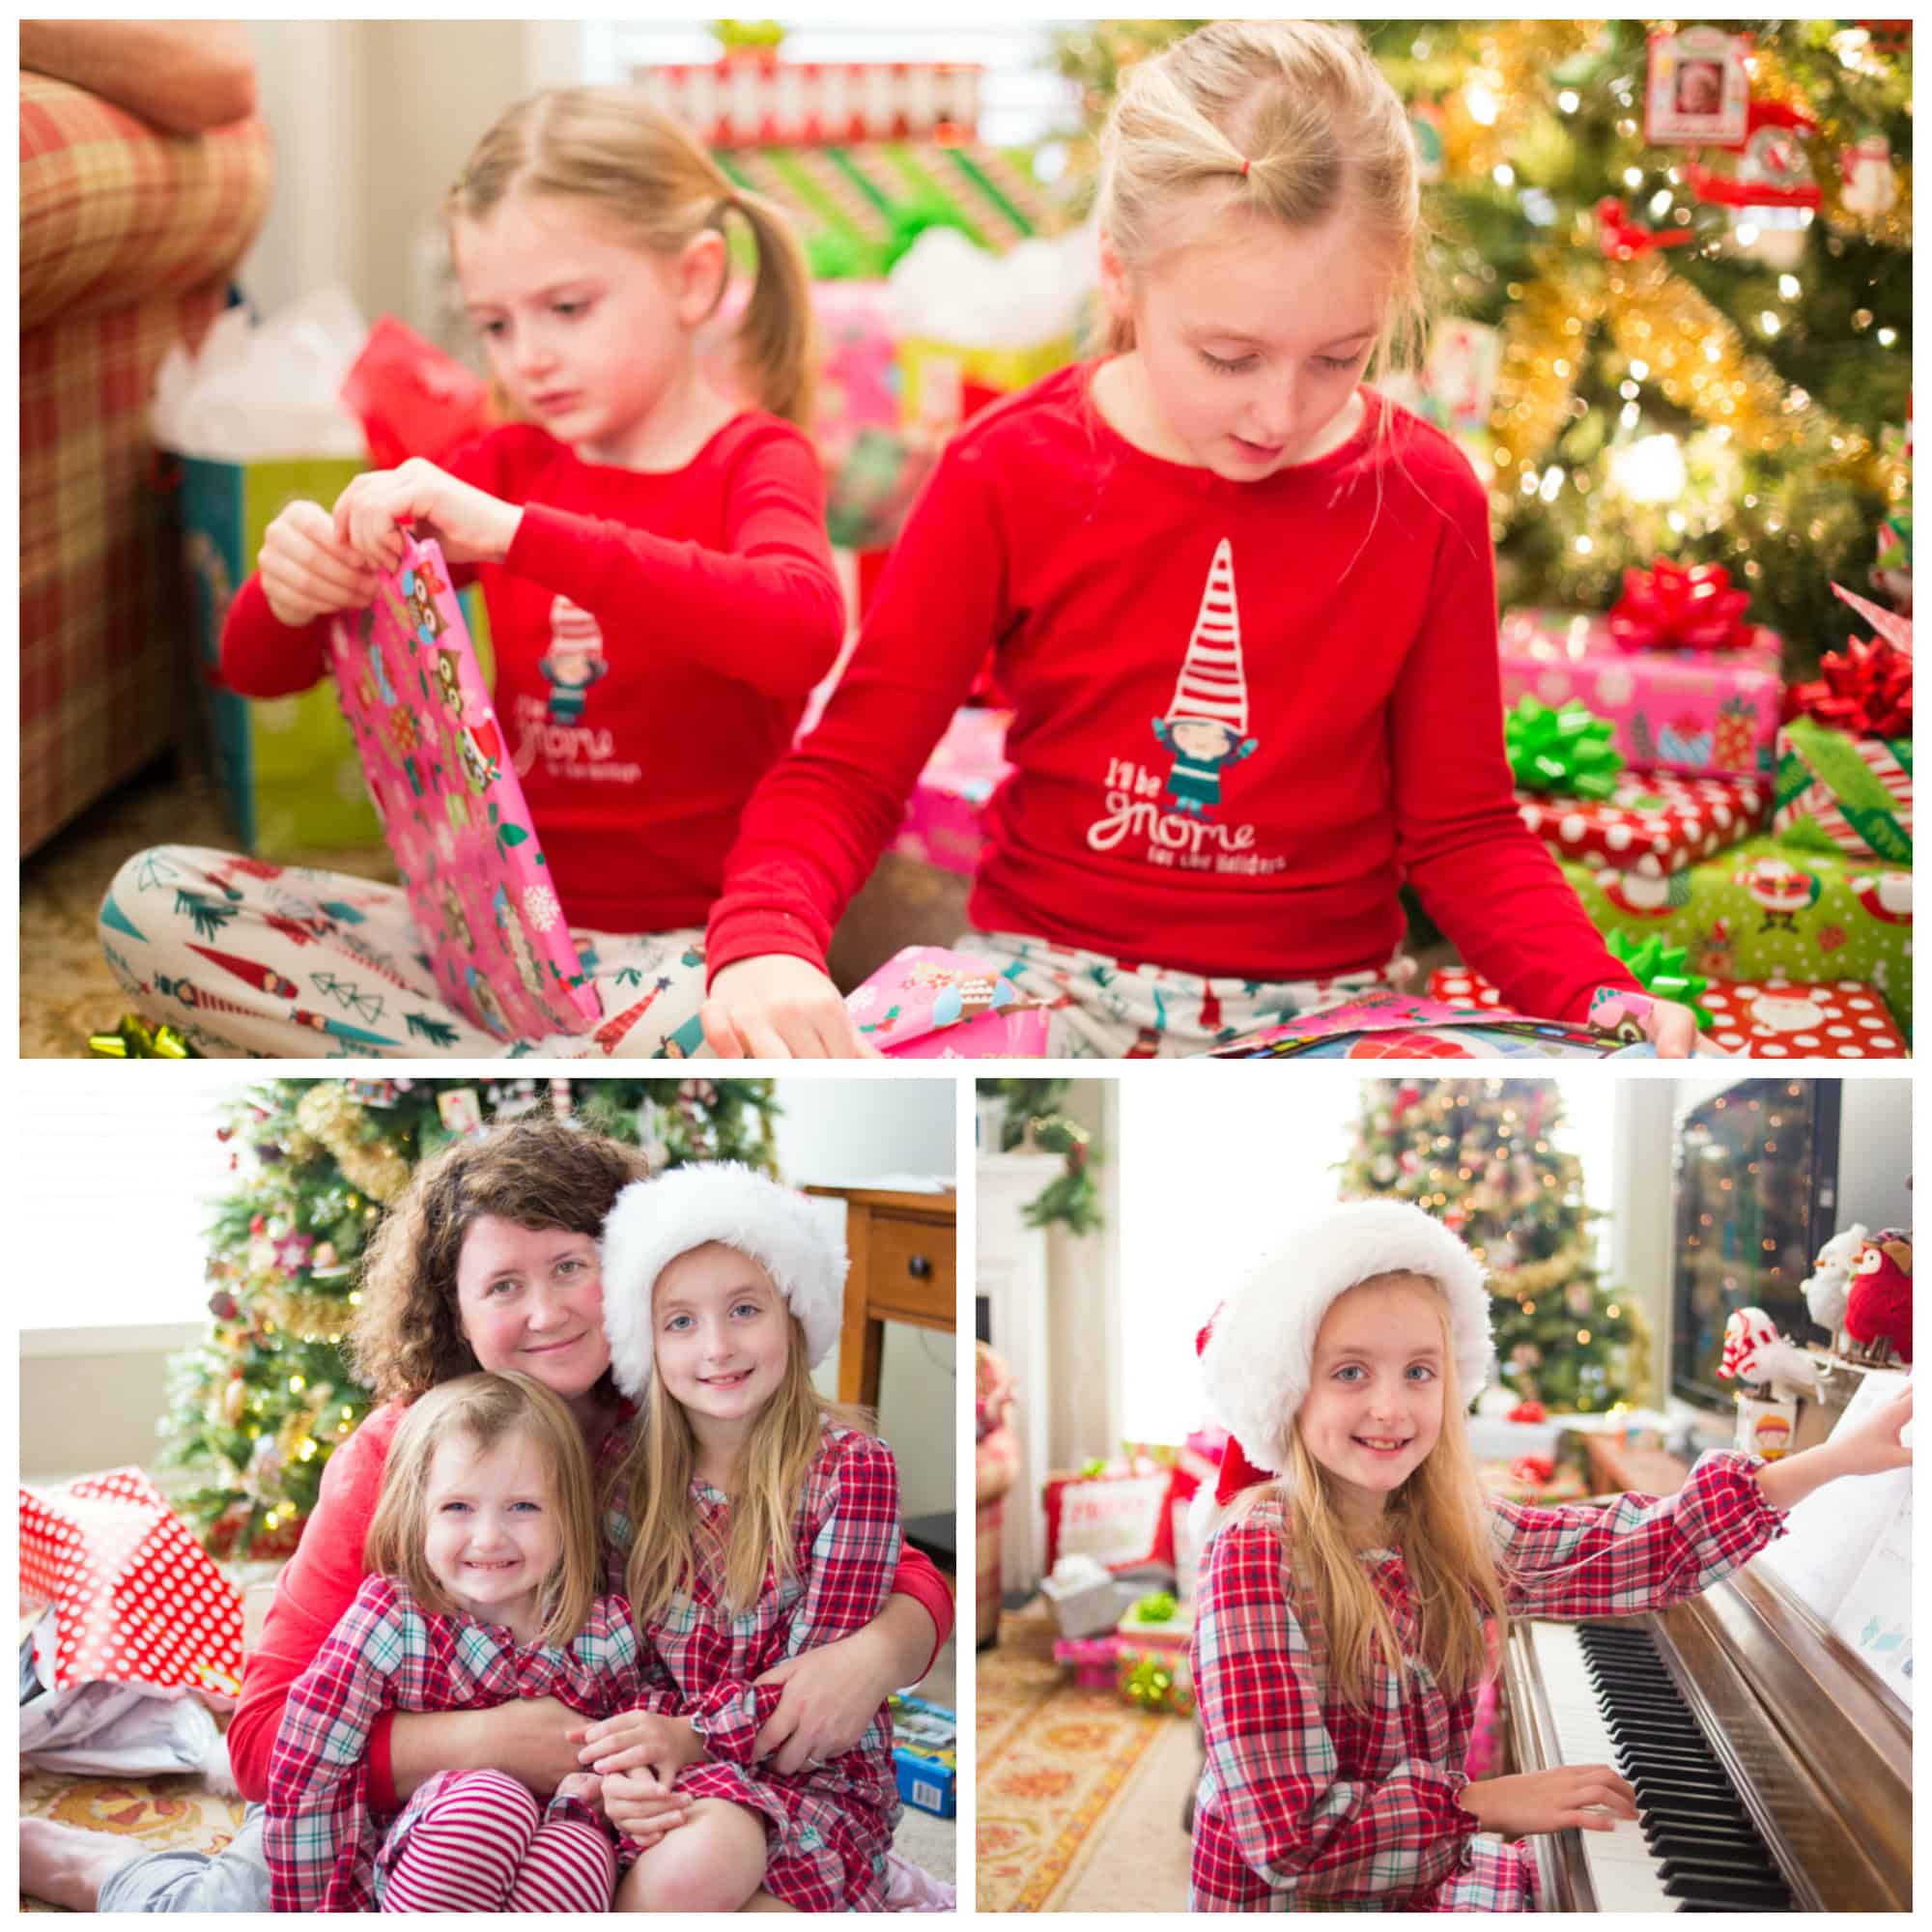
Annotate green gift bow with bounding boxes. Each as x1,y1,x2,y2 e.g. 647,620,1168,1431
1505,696,1626,799
1608,929,1716,1030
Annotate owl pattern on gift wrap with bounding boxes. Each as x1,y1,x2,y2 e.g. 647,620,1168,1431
461,715,505,794
405,560,449,641
434,645,464,715
492,884,547,1000
440,884,473,952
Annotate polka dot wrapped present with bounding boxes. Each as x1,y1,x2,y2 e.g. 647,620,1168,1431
1517,770,1771,877
19,1468,245,1694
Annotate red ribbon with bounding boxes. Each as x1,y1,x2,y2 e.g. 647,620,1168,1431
1781,636,1914,740
1607,558,1754,654
1595,197,1692,260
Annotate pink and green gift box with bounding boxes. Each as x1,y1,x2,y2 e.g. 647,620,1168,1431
1772,716,1913,866
893,706,1010,876
1561,832,1912,1035
1499,608,1782,778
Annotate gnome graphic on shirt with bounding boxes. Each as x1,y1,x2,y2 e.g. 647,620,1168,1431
538,595,609,724
1151,540,1258,818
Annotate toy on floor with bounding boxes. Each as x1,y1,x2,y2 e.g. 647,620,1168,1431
888,1692,957,1819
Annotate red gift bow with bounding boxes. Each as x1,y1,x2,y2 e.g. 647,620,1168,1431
1608,559,1754,654
1595,197,1692,259
1781,636,1914,740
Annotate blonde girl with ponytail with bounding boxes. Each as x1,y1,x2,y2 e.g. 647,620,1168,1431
106,86,843,1059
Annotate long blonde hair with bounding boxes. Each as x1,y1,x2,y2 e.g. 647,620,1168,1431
450,86,815,429
1096,20,1427,384
365,1372,602,1648
1234,1274,1512,1710
623,1269,868,1621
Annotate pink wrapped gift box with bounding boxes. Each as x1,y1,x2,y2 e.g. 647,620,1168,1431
1516,769,1771,876
1430,966,1905,1058
1499,608,1783,778
893,707,1011,876
847,945,1049,1058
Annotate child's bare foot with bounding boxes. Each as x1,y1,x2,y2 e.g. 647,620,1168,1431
19,1817,134,1911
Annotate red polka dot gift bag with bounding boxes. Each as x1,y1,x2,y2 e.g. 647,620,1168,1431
19,1468,244,1696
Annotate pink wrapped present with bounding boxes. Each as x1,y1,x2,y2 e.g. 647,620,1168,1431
1500,608,1783,777
1516,769,1771,876
893,707,1011,875
1052,1634,1125,1687
20,1469,245,1694
846,945,1049,1058
1430,967,1906,1058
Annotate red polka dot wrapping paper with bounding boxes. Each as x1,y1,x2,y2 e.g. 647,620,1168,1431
1515,771,1771,878
18,1468,244,1694
1428,969,1907,1059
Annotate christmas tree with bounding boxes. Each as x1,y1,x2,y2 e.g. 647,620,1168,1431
163,1076,779,1557
1339,1078,1652,1412
1051,19,1911,671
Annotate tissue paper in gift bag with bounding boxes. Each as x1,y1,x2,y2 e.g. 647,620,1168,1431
846,945,1049,1057
19,1468,244,1695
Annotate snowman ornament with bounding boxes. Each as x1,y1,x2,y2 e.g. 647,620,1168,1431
1839,130,1898,220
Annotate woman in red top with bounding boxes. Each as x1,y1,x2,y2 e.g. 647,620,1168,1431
20,1120,951,1914
700,22,1700,1059
95,85,844,1059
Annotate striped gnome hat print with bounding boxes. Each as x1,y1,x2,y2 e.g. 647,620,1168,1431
1163,538,1249,734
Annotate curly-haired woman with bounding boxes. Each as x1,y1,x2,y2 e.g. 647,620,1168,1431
22,1118,952,1913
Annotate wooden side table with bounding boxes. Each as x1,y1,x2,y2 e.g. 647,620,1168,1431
803,1186,957,1407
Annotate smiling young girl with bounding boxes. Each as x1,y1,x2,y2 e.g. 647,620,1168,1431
594,1162,904,1912
1188,1198,1913,1910
701,19,1696,1059
265,1374,639,1911
97,86,842,1058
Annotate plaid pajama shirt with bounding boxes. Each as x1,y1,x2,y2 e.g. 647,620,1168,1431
625,1423,905,1912
265,1577,652,1912
1190,1451,1785,1912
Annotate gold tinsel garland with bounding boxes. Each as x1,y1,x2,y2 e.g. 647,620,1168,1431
261,1288,353,1344
1488,1242,1595,1303
295,1084,411,1205
1491,250,1605,492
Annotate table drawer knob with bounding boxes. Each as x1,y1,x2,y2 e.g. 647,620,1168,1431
906,1254,933,1280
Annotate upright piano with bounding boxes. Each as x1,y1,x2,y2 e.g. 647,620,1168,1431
1505,1561,1912,1911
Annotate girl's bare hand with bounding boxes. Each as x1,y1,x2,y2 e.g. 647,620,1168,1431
569,1709,705,1777
257,498,382,627
751,1632,887,1773
329,458,521,571
1460,1765,1639,1837
602,1767,694,1845
701,955,882,1060
1830,1380,1913,1479
1640,997,1700,1059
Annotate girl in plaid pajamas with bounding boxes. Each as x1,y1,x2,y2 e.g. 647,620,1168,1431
1188,1199,1913,1912
266,1371,646,1912
593,1162,905,1912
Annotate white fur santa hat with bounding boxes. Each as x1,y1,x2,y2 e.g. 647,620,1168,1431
600,1162,846,1401
1197,1199,1492,1507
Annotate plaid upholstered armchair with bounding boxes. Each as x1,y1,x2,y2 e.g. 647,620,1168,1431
19,71,272,852
975,1341,1020,1649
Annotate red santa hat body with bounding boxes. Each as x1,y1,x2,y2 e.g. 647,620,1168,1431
600,1162,846,1401
1197,1199,1493,1512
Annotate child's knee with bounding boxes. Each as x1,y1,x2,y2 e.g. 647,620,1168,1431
428,1768,542,1841
618,1800,767,1914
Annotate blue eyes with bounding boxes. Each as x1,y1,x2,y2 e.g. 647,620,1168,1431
666,1302,765,1332
440,1500,541,1515
1335,1363,1436,1383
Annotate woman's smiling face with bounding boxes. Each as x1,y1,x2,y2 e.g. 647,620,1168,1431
453,1214,611,1399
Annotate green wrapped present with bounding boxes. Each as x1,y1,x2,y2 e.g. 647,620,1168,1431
1563,832,1913,1035
1773,716,1913,866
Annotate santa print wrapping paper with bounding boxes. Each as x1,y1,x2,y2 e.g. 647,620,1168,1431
1430,967,1907,1059
1517,769,1771,877
846,944,1049,1057
19,1469,245,1694
327,536,599,1042
893,707,1012,877
1560,833,1913,1035
1499,608,1783,777
1772,717,1914,866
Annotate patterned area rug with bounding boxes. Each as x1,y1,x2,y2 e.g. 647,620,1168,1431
18,1770,244,1912
977,1597,1179,1912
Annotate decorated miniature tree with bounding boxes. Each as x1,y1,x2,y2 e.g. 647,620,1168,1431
162,1075,778,1555
1339,1077,1652,1411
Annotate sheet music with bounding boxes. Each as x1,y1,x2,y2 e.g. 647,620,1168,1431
1751,1370,1911,1638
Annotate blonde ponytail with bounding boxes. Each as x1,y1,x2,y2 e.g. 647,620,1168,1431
721,184,816,430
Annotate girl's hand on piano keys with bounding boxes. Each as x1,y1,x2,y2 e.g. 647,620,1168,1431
1460,1764,1639,1836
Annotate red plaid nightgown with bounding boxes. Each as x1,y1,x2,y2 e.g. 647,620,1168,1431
265,1576,652,1911
626,1422,904,1912
1190,1450,1787,1912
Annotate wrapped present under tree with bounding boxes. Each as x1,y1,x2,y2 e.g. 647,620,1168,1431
1516,768,1771,876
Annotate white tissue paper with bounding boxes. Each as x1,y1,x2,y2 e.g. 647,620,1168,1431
152,285,370,462
19,1612,233,1785
885,221,1097,353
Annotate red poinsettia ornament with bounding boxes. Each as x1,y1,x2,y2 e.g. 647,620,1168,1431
1608,559,1754,654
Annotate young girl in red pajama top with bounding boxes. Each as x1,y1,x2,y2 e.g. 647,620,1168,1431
266,1374,645,1913
700,20,1701,1060
97,85,843,1059
1188,1200,1914,1911
591,1163,904,1913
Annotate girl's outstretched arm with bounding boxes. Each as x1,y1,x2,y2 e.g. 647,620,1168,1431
1755,1380,1912,1509
1194,1505,1476,1905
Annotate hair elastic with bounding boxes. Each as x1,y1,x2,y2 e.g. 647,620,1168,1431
1239,156,1253,178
